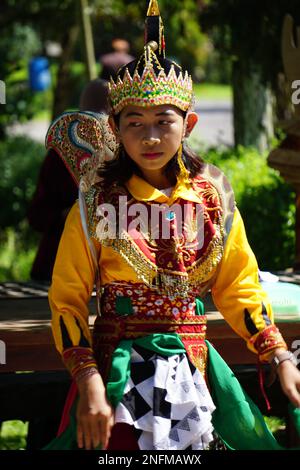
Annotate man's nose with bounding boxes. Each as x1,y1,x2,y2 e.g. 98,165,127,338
142,135,161,145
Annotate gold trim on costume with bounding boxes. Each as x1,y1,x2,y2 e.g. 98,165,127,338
147,0,160,16
185,344,208,377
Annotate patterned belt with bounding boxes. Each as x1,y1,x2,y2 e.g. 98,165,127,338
93,281,208,380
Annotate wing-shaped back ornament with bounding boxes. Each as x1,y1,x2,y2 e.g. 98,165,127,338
45,111,117,192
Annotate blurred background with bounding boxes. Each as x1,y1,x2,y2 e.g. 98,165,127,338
0,0,300,281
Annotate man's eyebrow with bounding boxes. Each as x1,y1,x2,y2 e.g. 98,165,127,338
124,111,143,117
124,110,175,117
155,111,174,116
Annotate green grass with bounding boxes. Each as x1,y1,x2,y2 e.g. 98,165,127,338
33,109,51,121
264,415,286,433
193,83,232,101
264,416,287,446
0,421,28,450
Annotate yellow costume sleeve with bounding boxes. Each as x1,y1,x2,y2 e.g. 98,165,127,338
211,208,287,361
48,201,101,378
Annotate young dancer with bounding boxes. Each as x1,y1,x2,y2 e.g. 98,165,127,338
45,0,300,451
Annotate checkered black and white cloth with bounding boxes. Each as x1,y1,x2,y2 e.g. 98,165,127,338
114,343,216,450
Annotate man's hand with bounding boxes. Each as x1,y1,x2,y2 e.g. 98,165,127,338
76,373,114,450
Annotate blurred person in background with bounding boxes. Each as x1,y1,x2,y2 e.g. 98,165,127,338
100,38,134,81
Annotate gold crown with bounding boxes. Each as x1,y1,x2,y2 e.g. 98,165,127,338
108,0,193,114
109,50,193,114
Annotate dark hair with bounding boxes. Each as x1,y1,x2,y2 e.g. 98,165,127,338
98,141,204,186
117,56,182,82
79,79,110,114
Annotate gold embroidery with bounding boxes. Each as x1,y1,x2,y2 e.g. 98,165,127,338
105,218,224,297
86,179,224,297
185,343,208,376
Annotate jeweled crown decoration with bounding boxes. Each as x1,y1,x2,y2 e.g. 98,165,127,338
109,0,193,114
109,61,193,114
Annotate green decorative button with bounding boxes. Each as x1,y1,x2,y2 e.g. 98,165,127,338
115,296,133,316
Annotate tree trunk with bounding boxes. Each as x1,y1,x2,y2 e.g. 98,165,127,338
52,24,80,120
80,0,97,80
232,59,274,152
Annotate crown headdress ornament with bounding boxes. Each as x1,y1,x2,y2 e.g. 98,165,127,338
109,0,193,114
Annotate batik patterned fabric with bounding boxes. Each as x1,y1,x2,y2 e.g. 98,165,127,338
114,343,215,450
91,280,214,450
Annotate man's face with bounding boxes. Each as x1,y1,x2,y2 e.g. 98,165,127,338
118,104,184,177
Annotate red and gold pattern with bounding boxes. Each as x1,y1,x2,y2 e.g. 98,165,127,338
87,175,224,297
46,111,117,194
92,281,208,381
62,346,98,381
251,325,287,361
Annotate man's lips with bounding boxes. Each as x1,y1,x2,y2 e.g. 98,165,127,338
142,152,163,159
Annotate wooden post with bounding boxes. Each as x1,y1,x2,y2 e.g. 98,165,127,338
80,0,97,80
51,25,80,119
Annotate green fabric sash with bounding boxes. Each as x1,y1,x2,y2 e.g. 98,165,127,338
106,335,300,450
206,340,283,450
107,333,186,408
43,403,78,450
43,333,186,450
44,333,300,450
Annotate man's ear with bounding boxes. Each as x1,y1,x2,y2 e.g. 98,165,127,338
184,112,198,138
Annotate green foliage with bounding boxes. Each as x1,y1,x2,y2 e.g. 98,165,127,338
0,136,43,280
2,24,41,65
193,83,232,100
0,421,28,450
164,0,208,76
264,416,286,447
203,48,231,84
0,23,44,138
0,136,44,229
0,0,77,42
67,62,90,110
200,145,296,270
0,0,78,137
0,227,37,281
201,0,300,87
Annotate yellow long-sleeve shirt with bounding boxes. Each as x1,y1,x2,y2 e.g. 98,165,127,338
49,173,286,376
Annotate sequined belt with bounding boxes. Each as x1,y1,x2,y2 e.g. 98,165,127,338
92,282,208,381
